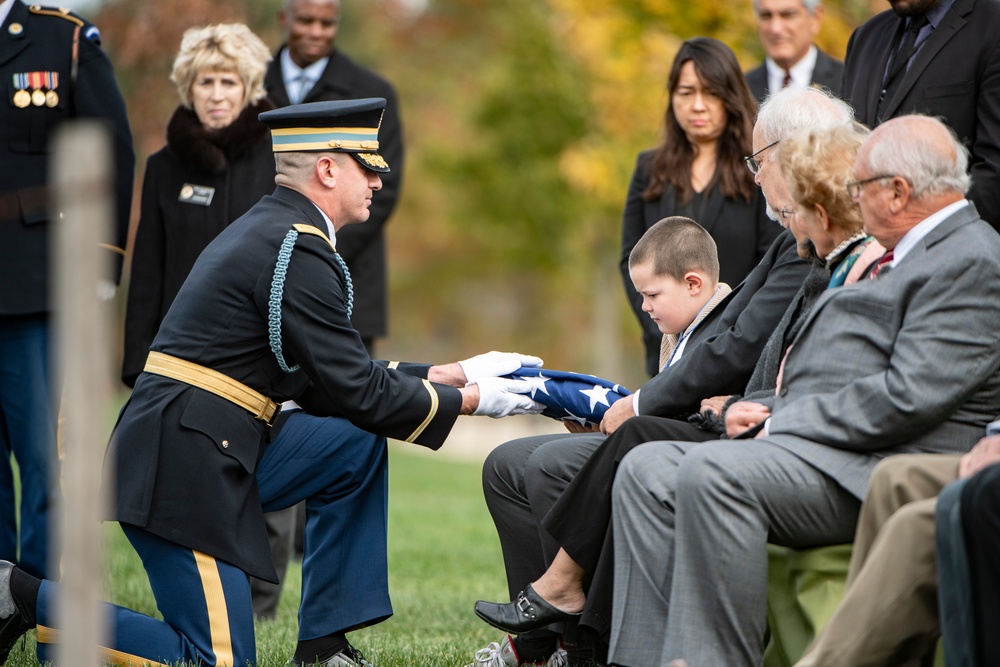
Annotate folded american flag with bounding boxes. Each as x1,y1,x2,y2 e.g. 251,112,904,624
505,368,632,427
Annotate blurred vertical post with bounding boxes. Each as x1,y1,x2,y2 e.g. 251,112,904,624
51,120,113,664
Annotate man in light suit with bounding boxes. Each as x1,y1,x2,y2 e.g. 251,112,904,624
842,0,1000,229
789,445,976,667
608,115,1000,667
744,0,843,104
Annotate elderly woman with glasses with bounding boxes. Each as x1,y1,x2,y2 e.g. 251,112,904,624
621,37,779,377
779,122,885,286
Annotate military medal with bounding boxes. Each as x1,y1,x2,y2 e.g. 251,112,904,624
12,73,30,108
43,72,58,107
29,71,44,106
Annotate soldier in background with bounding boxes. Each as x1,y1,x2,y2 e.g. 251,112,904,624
0,0,134,580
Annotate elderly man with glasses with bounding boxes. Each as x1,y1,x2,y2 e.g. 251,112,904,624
607,113,1000,667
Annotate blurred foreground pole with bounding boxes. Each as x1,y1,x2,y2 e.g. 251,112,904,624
52,121,113,665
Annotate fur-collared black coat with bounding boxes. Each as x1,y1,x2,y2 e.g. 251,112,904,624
122,100,276,386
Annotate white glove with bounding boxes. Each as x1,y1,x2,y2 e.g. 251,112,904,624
458,351,544,384
473,377,546,418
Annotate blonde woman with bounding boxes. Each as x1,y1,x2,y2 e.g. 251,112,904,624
123,23,274,386
779,122,884,286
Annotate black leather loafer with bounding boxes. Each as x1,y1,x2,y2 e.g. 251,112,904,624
474,584,582,634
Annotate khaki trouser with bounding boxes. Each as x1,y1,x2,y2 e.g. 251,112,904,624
796,454,960,667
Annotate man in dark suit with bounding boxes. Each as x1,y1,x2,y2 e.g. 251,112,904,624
0,99,544,667
0,1,133,580
609,115,1000,667
262,0,406,615
744,0,844,104
842,0,1000,229
265,0,403,355
466,88,857,667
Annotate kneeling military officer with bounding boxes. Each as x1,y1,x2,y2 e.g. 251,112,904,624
0,98,543,667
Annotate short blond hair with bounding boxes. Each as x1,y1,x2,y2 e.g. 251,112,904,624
780,122,870,237
171,23,271,109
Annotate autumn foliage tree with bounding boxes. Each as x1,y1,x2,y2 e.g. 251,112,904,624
97,0,869,387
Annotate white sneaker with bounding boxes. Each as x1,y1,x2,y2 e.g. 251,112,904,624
465,634,519,667
546,644,568,667
464,634,567,667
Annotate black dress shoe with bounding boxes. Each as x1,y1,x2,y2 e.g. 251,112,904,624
286,644,375,666
0,562,32,663
474,584,582,634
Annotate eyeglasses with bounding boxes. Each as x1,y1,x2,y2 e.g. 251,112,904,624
744,139,780,175
846,174,895,199
779,206,796,220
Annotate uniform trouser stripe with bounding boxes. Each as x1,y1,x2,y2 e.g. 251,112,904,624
194,551,234,667
36,625,172,666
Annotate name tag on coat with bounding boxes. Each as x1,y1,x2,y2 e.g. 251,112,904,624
178,184,215,206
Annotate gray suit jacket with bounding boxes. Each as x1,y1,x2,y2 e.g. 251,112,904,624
744,47,844,105
762,203,1000,499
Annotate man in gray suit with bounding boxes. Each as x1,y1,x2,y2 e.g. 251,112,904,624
744,0,844,104
608,115,1000,667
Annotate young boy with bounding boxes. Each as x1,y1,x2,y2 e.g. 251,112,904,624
467,215,732,667
627,216,732,374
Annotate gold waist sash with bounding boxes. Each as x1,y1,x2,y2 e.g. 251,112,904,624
144,351,279,426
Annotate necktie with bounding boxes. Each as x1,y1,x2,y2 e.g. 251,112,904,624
334,252,354,317
869,250,894,280
782,70,792,89
290,73,311,105
878,14,929,116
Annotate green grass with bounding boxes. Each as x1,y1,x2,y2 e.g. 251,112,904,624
6,443,509,667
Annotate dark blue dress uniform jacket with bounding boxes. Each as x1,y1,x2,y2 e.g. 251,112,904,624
105,186,462,581
0,2,134,314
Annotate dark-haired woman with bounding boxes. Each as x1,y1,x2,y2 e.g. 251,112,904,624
622,37,777,377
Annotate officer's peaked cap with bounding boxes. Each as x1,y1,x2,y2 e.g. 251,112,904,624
259,98,389,173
